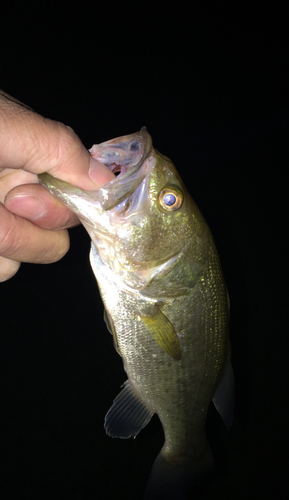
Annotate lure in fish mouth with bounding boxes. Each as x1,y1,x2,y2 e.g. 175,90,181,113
39,129,234,499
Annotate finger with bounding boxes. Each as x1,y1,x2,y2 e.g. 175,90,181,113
4,183,79,230
0,169,37,201
0,256,21,282
0,203,70,263
0,93,115,189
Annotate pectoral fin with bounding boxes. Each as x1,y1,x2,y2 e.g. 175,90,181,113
139,307,181,361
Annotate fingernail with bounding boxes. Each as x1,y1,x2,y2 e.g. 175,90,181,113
5,194,47,220
89,157,115,187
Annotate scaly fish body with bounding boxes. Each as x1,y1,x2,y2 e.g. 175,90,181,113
39,129,233,498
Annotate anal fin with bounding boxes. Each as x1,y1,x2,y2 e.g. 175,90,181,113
104,380,154,439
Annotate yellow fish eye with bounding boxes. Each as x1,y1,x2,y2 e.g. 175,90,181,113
159,188,183,211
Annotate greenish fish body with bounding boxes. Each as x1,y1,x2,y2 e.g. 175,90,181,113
39,129,233,498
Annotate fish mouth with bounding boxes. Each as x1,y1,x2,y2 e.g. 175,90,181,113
38,128,154,224
90,127,151,179
91,127,153,210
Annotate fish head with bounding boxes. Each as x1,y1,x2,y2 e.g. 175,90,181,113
39,129,206,293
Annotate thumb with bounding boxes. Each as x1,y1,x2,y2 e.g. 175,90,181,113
0,90,115,189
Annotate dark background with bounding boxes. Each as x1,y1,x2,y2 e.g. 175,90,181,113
1,3,288,499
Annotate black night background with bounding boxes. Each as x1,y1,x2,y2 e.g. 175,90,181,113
1,3,288,499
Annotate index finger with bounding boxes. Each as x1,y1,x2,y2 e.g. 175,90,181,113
0,90,115,189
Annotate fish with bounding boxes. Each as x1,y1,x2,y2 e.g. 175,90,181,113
38,128,234,499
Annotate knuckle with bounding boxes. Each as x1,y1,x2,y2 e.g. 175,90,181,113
0,204,70,264
38,229,70,264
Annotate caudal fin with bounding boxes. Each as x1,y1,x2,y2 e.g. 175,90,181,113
144,449,214,499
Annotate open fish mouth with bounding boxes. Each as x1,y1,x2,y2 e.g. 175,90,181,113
91,127,153,211
38,127,154,214
90,127,151,179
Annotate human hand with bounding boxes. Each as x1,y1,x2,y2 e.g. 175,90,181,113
0,90,115,282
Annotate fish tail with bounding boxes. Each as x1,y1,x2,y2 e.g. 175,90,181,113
144,448,214,499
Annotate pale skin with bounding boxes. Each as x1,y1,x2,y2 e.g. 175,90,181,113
0,90,115,282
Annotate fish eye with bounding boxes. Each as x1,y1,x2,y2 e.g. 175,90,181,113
159,188,183,211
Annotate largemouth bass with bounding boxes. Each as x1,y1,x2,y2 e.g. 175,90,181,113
38,128,234,499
